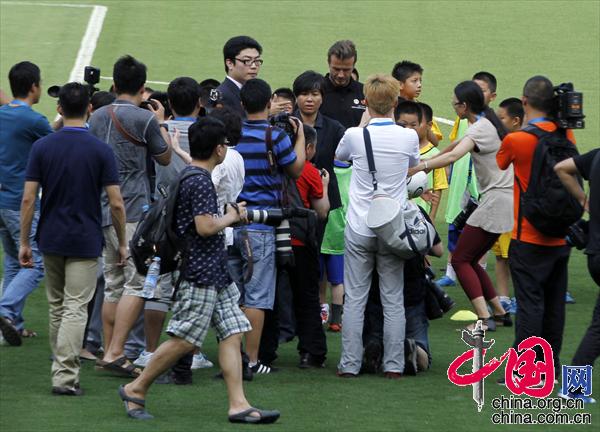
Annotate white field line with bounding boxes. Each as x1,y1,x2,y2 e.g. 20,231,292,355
0,1,95,7
100,75,170,86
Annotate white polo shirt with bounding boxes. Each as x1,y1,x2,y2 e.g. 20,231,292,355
335,118,419,237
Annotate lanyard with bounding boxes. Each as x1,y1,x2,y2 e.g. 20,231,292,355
528,117,551,125
174,117,196,121
369,120,394,126
10,100,29,107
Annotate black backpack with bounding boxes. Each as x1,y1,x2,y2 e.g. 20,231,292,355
130,167,206,275
516,125,584,239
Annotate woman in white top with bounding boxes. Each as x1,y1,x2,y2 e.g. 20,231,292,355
335,74,420,377
410,81,512,331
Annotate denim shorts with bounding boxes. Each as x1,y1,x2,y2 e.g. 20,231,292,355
228,228,276,310
447,223,460,253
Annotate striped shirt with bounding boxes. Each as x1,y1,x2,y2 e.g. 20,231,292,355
236,120,296,230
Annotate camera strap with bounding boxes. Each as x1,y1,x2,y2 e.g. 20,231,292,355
108,105,145,147
363,127,378,191
265,126,278,176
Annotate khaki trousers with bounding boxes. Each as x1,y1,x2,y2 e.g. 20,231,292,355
43,255,97,389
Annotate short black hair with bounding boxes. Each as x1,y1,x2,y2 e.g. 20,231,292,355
394,100,422,123
90,91,116,112
327,40,357,63
293,71,325,97
113,55,147,95
58,82,89,118
148,91,172,119
418,102,433,123
209,106,242,146
455,80,506,139
523,75,555,113
391,61,423,83
303,124,317,146
240,78,271,114
188,117,227,160
499,97,524,123
8,61,41,98
472,71,497,93
199,78,220,88
223,36,262,73
199,80,220,109
272,87,295,104
167,77,201,117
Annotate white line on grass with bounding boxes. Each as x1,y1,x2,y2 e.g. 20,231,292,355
100,75,170,86
0,1,94,8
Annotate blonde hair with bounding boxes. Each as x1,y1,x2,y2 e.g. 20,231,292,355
364,74,400,116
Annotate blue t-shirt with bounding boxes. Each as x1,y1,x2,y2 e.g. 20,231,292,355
25,127,120,258
0,103,53,210
175,166,231,289
236,120,296,230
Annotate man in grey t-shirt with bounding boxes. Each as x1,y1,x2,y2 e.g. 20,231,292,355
88,55,171,376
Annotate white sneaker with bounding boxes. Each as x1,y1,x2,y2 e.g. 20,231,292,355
133,350,154,367
192,352,214,369
320,304,330,324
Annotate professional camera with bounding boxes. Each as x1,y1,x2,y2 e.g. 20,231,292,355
566,219,589,250
554,83,585,129
452,197,479,231
48,65,101,98
247,207,312,266
269,112,296,140
424,267,455,320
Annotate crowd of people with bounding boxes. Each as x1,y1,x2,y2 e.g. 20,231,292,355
0,35,598,424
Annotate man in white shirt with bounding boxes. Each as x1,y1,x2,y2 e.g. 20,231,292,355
335,74,419,378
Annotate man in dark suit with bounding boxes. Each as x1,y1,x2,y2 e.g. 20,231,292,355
217,36,263,118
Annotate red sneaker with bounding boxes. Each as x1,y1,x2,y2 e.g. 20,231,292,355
328,323,342,333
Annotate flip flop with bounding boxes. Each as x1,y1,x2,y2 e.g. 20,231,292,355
103,357,142,377
118,385,153,420
20,329,38,338
228,407,280,424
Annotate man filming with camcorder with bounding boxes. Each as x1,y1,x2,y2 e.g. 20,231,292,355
228,78,306,376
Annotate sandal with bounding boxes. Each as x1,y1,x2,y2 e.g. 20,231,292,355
118,385,153,420
20,329,38,338
228,407,280,424
103,357,142,378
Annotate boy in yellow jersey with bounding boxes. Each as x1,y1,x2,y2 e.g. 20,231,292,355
391,60,443,146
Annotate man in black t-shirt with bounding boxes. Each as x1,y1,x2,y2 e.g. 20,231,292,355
320,40,366,128
555,148,599,402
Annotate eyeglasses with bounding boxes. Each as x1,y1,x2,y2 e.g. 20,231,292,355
234,57,263,67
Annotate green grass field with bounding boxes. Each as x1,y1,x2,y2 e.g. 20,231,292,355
1,1,599,431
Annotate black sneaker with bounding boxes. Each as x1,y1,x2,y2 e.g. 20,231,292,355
403,339,418,376
362,340,383,374
494,313,513,327
52,386,84,396
298,353,325,369
0,316,22,346
250,361,278,374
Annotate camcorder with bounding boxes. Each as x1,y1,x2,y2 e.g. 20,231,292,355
452,197,479,231
554,83,585,129
246,207,313,266
269,112,297,140
47,66,101,98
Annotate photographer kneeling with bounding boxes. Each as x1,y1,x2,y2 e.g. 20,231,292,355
555,149,599,403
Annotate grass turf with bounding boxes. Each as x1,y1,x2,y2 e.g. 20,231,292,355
1,0,599,430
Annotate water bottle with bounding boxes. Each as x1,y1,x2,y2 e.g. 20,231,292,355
142,257,161,299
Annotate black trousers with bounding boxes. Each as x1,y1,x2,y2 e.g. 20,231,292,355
288,245,327,359
509,240,570,371
572,254,600,366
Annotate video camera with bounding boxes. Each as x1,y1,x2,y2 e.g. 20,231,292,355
554,83,585,129
246,207,313,267
47,66,101,98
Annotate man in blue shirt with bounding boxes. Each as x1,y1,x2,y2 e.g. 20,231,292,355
229,79,306,374
0,61,52,346
19,82,127,395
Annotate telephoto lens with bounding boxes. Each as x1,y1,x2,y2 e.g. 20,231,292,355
275,219,294,266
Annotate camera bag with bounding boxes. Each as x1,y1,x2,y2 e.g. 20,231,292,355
363,127,436,259
516,125,584,238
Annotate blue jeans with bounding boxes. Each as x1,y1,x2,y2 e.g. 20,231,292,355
228,228,276,310
405,300,431,366
0,209,44,330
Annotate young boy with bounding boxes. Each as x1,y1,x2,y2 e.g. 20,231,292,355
493,97,524,315
288,124,329,367
118,117,279,424
391,60,443,146
395,101,448,221
472,71,497,107
271,87,295,114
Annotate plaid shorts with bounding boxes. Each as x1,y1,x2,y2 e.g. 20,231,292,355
166,280,251,347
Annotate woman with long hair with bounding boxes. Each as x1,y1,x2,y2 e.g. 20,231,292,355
409,81,513,330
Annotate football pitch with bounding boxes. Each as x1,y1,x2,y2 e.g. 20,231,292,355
0,1,599,431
